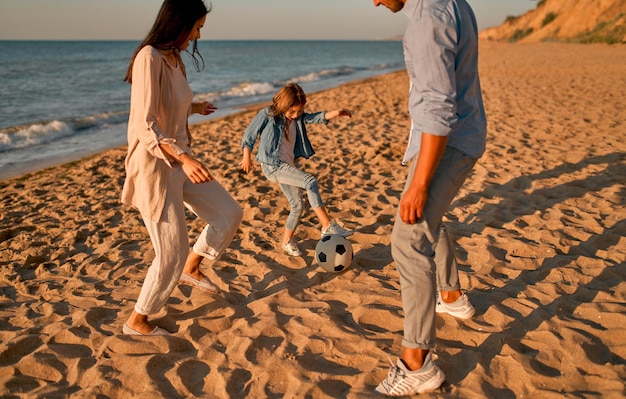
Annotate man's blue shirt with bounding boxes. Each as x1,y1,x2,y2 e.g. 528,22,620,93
401,0,487,162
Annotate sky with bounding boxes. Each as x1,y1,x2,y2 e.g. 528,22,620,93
0,0,539,41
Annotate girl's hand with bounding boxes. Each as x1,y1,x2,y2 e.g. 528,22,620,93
180,154,213,183
239,157,254,174
337,108,352,118
195,101,218,115
325,109,352,120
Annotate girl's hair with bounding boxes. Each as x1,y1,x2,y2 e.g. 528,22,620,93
124,0,211,83
270,83,307,118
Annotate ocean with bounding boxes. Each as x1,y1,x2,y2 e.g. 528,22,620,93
0,40,404,180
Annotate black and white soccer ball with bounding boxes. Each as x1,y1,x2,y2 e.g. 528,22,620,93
315,234,353,273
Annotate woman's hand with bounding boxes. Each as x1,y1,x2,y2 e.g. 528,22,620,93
193,101,218,116
180,154,213,183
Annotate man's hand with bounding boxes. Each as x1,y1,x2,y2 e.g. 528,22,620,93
399,133,448,224
399,184,428,224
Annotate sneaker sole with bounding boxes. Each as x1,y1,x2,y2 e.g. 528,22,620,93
321,231,354,238
436,306,475,319
416,368,446,394
281,248,302,257
374,368,446,395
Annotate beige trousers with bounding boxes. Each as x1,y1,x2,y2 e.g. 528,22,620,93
135,166,243,315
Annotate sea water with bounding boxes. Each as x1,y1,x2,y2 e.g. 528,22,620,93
0,40,404,179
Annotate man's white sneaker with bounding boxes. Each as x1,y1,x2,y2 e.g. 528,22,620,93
281,240,302,257
321,220,353,237
375,353,445,396
436,292,475,320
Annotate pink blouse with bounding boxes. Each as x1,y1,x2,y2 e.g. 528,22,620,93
121,46,193,222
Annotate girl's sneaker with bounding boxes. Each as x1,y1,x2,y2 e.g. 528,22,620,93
321,220,353,237
281,240,302,257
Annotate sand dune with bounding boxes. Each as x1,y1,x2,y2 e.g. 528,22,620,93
0,42,624,398
479,0,626,43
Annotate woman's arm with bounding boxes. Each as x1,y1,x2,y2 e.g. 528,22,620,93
131,47,170,161
159,143,213,184
190,101,218,116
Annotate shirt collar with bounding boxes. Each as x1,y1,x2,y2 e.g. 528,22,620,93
402,0,420,18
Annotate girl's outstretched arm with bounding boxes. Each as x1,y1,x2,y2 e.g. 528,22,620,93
325,109,352,120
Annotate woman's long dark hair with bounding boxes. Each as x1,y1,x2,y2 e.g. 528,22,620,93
124,0,211,83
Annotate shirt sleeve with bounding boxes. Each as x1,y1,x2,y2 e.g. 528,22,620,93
404,9,458,136
241,108,270,150
131,47,170,161
302,111,329,125
158,137,187,156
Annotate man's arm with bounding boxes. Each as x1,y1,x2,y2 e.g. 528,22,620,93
399,133,448,224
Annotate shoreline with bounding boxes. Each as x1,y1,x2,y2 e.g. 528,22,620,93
0,70,402,182
1,43,624,398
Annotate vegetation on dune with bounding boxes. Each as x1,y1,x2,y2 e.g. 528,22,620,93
509,28,534,42
573,17,626,44
487,0,626,44
541,12,558,27
505,15,520,24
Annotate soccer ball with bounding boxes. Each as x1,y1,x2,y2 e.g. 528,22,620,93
315,234,353,273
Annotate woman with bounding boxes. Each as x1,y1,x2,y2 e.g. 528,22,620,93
121,0,242,335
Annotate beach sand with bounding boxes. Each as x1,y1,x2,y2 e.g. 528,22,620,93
0,42,624,398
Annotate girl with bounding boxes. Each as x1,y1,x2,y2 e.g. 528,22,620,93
240,83,352,257
121,0,243,335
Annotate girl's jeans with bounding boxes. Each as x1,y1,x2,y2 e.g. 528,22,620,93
261,162,324,232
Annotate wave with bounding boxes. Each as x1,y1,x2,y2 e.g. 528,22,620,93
0,62,405,154
194,63,402,105
0,111,128,153
287,66,356,83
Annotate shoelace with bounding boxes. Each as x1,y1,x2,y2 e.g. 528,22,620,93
383,355,406,386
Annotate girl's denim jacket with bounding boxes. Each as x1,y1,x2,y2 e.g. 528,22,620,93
241,107,328,166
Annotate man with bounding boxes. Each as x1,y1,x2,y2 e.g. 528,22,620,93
372,0,487,396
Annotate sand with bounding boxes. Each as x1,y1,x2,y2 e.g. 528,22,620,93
0,42,625,398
